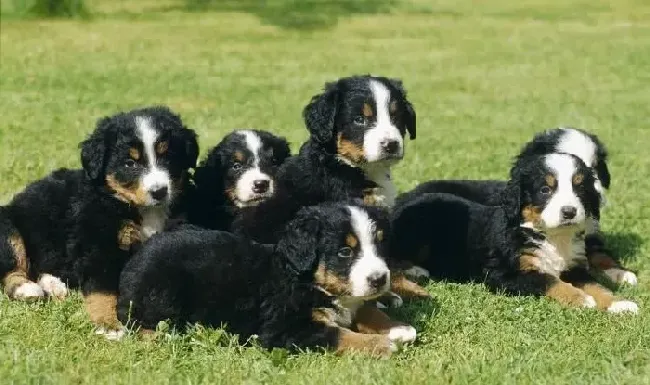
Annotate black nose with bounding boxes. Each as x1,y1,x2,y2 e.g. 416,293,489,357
381,140,400,155
150,186,168,201
561,206,577,220
368,272,388,290
253,179,270,194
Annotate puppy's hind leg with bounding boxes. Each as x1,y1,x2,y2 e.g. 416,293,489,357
1,232,44,301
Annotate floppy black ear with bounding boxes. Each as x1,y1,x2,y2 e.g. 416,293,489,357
502,166,522,225
271,136,291,165
595,160,610,189
303,82,339,146
276,210,321,276
80,116,114,182
388,78,416,140
173,127,200,169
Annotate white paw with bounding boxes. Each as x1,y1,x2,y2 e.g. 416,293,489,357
13,282,45,301
387,293,404,308
95,327,125,341
404,265,430,279
607,300,639,315
37,274,69,298
389,341,400,352
388,325,417,344
603,268,638,286
376,302,387,309
582,295,597,309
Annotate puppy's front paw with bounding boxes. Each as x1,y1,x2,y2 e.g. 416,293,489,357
118,220,141,251
388,325,417,345
607,300,639,315
37,274,69,299
404,265,430,279
95,326,125,341
12,282,45,301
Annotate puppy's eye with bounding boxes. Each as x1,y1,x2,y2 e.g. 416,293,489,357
540,186,552,195
232,162,242,171
338,247,353,258
353,116,365,125
124,159,136,168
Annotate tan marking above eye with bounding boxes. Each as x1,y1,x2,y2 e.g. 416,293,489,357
362,103,373,118
345,233,358,249
389,101,397,114
155,141,168,155
234,151,245,162
376,230,384,242
573,173,584,185
129,147,140,161
545,174,556,188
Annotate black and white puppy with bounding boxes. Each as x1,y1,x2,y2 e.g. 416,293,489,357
0,106,199,338
118,204,416,356
391,153,638,313
402,127,636,286
188,129,290,230
276,75,416,208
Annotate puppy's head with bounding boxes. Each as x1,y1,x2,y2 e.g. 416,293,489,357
520,127,610,205
80,106,199,207
197,129,290,208
278,204,391,299
503,153,600,231
303,75,416,167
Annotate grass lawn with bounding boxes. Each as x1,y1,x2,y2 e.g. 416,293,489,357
1,0,650,383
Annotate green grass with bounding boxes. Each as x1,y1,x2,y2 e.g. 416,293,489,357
1,0,650,384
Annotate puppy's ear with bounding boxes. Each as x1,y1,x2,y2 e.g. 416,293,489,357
502,165,522,225
276,210,321,276
80,116,114,182
595,160,610,190
388,78,416,140
303,82,339,146
174,127,200,169
271,136,291,165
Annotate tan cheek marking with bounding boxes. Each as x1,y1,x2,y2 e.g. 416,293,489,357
389,101,397,113
84,293,120,329
345,233,358,249
363,103,373,118
337,133,365,164
129,148,141,161
545,174,556,188
234,151,244,162
155,141,168,156
573,173,584,185
521,205,542,224
105,174,148,206
314,263,351,296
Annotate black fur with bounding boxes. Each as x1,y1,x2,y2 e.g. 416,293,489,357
188,130,290,230
390,154,600,295
0,106,198,309
118,204,390,352
276,75,416,207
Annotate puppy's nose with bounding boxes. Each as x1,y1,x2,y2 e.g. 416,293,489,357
560,206,577,220
253,179,270,194
368,272,388,290
381,140,400,155
150,186,168,201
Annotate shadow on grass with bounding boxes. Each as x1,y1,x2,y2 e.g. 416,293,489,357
185,0,398,30
603,231,644,264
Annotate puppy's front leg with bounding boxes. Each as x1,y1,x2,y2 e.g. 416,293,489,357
562,267,638,314
354,303,417,345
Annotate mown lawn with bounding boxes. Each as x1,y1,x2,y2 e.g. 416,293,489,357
1,1,649,384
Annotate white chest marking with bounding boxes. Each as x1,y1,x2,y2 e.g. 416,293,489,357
139,206,169,239
361,164,397,207
532,229,586,276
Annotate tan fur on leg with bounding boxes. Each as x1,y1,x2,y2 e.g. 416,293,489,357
335,327,393,357
573,282,615,310
546,280,595,308
354,303,406,334
390,274,430,299
85,293,120,329
117,220,141,251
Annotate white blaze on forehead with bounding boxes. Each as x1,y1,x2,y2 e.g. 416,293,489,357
348,205,389,297
234,130,272,206
541,153,584,228
135,115,172,205
239,130,262,167
364,80,404,162
556,128,597,168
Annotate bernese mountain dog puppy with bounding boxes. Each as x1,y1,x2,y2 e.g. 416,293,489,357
188,129,290,230
390,153,638,313
0,106,198,338
117,204,417,356
276,75,416,208
403,127,636,286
